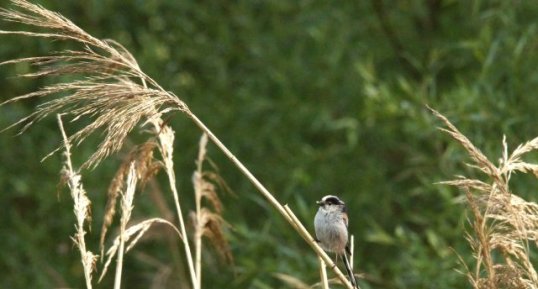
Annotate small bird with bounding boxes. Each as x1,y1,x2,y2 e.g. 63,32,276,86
314,195,357,288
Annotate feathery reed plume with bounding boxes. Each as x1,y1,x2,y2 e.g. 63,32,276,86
0,0,188,169
431,107,538,289
101,141,162,256
57,114,97,289
191,133,233,288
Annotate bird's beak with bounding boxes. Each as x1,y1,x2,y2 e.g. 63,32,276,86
316,200,323,206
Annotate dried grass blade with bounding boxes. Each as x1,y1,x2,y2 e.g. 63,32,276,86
57,114,96,289
428,106,497,176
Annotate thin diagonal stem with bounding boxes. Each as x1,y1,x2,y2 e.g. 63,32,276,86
187,112,355,289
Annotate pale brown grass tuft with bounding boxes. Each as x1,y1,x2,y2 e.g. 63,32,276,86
100,141,162,255
431,107,538,289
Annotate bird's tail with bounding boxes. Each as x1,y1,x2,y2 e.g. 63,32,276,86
342,253,357,288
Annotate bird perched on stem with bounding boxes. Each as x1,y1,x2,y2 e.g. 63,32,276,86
314,195,357,288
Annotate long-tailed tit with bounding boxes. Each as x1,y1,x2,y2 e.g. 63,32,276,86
314,195,357,288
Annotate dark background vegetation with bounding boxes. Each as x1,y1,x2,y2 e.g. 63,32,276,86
1,0,538,288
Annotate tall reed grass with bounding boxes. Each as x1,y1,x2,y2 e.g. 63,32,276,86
432,107,538,289
0,1,357,288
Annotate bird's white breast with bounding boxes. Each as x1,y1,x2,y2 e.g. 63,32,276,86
314,208,348,254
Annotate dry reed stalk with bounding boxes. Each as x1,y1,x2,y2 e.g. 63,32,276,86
319,256,329,289
151,120,199,289
316,234,357,289
1,1,355,287
146,179,188,287
113,162,137,289
57,114,97,289
194,135,207,288
431,107,538,289
191,133,233,289
108,161,181,289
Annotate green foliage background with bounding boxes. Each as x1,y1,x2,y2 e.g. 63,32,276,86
1,0,538,288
